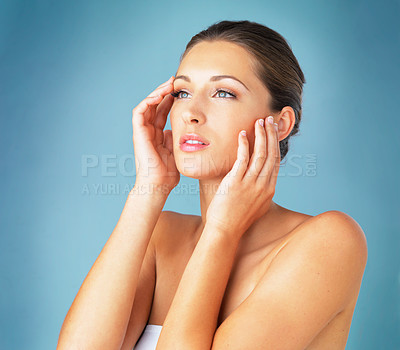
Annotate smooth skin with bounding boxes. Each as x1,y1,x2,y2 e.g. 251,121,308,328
58,40,368,350
156,111,284,348
155,41,366,349
132,75,180,192
57,78,179,349
169,41,299,250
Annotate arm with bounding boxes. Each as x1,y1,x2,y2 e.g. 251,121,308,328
57,187,168,350
210,211,368,349
155,117,281,349
157,211,368,350
155,223,240,350
58,75,179,349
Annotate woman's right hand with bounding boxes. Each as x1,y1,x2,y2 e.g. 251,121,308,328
131,76,180,195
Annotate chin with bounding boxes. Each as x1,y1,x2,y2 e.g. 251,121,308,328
175,159,210,179
173,145,236,179
175,158,231,181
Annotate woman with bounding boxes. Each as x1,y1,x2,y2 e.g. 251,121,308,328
57,20,368,350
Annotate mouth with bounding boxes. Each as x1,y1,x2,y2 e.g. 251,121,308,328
179,133,210,152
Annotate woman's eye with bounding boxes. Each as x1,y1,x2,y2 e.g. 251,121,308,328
215,90,236,98
171,90,189,99
171,89,236,99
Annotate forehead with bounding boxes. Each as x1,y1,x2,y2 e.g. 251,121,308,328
177,40,256,77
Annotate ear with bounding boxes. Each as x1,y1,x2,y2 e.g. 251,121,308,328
276,106,296,141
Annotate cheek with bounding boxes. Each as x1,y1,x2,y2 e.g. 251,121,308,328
169,108,178,135
169,104,177,123
216,126,242,168
228,119,258,160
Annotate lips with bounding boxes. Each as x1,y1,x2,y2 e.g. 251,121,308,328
179,133,210,145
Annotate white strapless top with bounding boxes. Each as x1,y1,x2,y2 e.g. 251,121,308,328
133,324,162,350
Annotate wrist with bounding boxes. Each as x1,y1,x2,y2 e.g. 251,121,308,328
131,182,171,199
119,187,167,239
203,221,242,246
126,185,169,213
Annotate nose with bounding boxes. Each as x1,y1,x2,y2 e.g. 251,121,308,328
181,104,206,125
183,115,201,124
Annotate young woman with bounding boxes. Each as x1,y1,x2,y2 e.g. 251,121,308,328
57,20,368,350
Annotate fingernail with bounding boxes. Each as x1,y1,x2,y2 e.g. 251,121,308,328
267,116,274,124
240,130,246,136
274,123,278,132
258,118,264,126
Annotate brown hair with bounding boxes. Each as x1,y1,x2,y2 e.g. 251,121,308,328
180,20,306,162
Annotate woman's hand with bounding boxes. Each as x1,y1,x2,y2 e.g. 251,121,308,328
131,76,180,194
206,116,281,239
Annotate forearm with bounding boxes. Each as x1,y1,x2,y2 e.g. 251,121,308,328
156,223,241,350
58,185,168,350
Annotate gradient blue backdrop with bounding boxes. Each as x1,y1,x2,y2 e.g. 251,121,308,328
1,0,399,349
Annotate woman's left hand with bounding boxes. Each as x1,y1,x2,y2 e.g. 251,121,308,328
205,116,281,240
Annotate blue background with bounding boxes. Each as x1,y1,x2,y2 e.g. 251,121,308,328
1,0,399,349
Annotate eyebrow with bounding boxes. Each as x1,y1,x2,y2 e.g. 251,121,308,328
174,74,249,91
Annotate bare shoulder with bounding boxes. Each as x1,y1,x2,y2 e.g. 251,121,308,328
296,210,368,257
281,210,369,296
211,210,368,348
253,209,369,321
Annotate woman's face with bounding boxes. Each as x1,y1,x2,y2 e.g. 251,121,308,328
170,40,274,179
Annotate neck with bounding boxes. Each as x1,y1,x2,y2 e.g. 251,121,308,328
194,177,280,256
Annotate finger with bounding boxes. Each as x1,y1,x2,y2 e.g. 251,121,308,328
133,77,174,117
269,123,281,187
147,76,175,102
132,77,175,139
148,81,174,98
244,118,267,180
147,83,175,123
163,129,173,153
151,76,175,94
132,94,163,127
132,84,174,127
154,93,175,129
228,130,249,181
153,94,174,146
258,116,279,182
